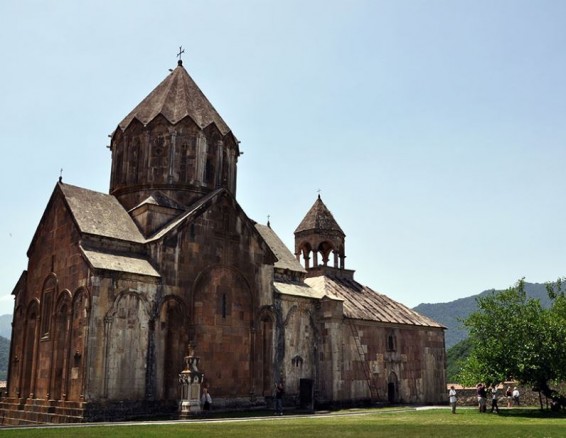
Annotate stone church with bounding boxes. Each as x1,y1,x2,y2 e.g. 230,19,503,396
2,59,446,424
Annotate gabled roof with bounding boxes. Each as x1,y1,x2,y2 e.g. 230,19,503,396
255,224,306,274
59,183,145,243
145,190,275,267
117,61,232,137
305,275,445,328
295,195,344,235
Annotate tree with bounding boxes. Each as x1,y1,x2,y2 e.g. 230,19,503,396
459,278,566,409
446,337,473,383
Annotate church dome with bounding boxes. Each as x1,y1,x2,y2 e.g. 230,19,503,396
109,60,240,210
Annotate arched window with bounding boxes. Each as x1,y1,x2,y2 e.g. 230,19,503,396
205,158,214,185
221,292,228,319
386,332,396,352
40,276,57,339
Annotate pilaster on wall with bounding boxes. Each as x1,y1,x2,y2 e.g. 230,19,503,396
195,132,206,185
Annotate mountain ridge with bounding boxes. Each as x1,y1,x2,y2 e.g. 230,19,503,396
413,281,552,349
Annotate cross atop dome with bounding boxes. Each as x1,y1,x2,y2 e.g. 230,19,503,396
177,46,185,66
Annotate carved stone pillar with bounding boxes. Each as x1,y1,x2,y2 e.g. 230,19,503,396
178,343,204,417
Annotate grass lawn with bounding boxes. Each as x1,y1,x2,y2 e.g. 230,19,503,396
1,407,565,437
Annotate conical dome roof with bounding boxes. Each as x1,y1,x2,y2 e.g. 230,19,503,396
109,60,240,210
117,60,232,137
295,195,344,235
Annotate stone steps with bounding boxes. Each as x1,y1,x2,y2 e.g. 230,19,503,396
1,398,182,425
0,398,86,426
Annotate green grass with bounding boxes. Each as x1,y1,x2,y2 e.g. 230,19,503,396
1,408,565,437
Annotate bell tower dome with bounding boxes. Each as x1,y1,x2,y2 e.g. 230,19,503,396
294,195,347,273
109,59,240,210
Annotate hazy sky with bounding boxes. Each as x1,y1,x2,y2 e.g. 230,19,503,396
1,0,566,315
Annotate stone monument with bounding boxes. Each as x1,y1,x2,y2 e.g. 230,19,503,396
178,343,203,417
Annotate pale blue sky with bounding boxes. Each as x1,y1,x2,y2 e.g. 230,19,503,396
1,0,566,315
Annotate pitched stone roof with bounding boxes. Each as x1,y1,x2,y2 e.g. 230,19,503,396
81,247,160,278
273,281,339,300
305,275,445,328
255,224,306,273
59,183,145,243
294,195,344,235
117,61,232,136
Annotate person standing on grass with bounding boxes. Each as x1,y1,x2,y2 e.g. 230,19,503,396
449,385,458,414
274,381,285,416
512,387,520,406
506,386,513,407
490,385,500,413
476,383,487,414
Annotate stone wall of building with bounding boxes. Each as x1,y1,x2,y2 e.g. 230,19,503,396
85,274,159,401
279,296,318,398
338,322,446,405
274,295,446,408
317,297,345,404
8,189,91,402
144,193,276,401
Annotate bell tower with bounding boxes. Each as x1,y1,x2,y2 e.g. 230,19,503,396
109,59,240,210
294,195,346,273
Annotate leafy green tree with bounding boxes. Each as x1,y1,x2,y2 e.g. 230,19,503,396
446,337,472,383
459,279,566,409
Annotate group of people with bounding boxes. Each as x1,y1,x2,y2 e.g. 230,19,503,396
448,383,521,414
476,383,500,413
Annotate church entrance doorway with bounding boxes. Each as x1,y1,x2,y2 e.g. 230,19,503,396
299,378,314,410
387,372,399,403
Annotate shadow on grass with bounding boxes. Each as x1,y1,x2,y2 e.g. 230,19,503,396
490,408,566,419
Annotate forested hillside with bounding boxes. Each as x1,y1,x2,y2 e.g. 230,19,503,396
0,314,12,339
446,338,472,383
0,335,9,380
413,282,552,348
0,314,11,380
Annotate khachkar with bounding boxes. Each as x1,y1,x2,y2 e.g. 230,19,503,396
178,343,204,417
